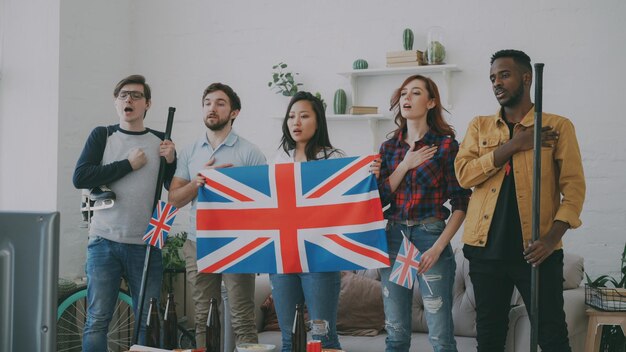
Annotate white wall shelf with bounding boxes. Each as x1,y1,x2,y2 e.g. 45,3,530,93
338,64,460,109
271,114,389,121
270,65,458,153
337,64,459,78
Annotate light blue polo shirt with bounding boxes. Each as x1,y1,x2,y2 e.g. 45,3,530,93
174,130,266,241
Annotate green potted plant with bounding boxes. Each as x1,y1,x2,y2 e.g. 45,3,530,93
586,243,626,289
268,62,327,111
586,242,626,352
268,62,303,97
585,242,626,312
163,231,187,271
161,231,187,294
314,92,327,111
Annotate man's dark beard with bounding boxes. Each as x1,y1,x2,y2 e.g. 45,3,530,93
500,82,524,108
205,118,230,131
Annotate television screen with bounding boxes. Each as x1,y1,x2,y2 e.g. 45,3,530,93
0,211,59,352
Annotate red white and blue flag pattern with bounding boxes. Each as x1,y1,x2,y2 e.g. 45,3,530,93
196,155,389,274
389,233,422,289
143,200,179,249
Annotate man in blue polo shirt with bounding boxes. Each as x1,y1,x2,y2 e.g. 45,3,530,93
168,82,266,347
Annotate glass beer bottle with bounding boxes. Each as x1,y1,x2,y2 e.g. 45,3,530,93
162,293,178,349
291,303,307,352
145,297,161,347
205,297,221,352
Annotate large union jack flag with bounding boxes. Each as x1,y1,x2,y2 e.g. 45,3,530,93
196,155,389,274
143,200,179,249
389,233,422,289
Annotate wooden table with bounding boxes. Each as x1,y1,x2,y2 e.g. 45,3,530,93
585,308,626,351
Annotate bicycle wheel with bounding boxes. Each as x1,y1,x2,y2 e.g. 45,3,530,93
57,284,134,352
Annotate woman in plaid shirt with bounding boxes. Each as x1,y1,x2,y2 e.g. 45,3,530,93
375,75,471,352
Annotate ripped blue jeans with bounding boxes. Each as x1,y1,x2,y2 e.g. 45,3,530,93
379,221,457,352
269,272,341,352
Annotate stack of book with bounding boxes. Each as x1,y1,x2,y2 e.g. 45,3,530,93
349,106,378,115
386,50,424,68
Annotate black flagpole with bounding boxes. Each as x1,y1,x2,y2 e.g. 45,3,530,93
530,63,544,352
132,107,176,345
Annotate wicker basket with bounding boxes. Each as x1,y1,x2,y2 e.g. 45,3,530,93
585,284,626,312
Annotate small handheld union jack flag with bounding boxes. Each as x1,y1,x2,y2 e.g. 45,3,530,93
143,200,179,249
389,231,422,289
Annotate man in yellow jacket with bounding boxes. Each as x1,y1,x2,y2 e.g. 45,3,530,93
455,49,585,352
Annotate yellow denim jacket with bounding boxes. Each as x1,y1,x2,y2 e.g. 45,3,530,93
455,108,585,249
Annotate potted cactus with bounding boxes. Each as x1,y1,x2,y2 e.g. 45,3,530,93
352,59,368,70
333,89,347,115
426,27,446,64
403,28,414,51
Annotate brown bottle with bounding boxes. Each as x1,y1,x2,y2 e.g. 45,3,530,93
205,297,220,352
291,304,307,352
162,293,178,349
145,297,161,347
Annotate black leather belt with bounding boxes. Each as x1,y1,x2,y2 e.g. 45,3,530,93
388,217,440,227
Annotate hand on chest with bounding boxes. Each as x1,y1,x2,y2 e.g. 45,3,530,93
402,146,444,187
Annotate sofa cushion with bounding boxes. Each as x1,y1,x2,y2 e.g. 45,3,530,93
451,247,478,337
409,248,477,337
506,251,584,308
259,294,311,332
260,294,280,331
336,272,385,336
563,253,584,290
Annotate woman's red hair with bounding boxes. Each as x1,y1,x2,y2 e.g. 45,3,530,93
389,75,455,138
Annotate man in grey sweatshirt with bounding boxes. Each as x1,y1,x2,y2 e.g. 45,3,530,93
73,74,176,351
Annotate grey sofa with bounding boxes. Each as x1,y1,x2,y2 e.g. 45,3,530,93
224,248,587,352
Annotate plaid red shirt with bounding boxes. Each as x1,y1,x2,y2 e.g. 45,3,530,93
377,130,471,222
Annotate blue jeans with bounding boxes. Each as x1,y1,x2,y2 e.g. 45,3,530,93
83,236,163,352
269,272,342,352
379,221,457,352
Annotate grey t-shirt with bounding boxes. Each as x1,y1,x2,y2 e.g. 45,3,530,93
73,125,175,245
